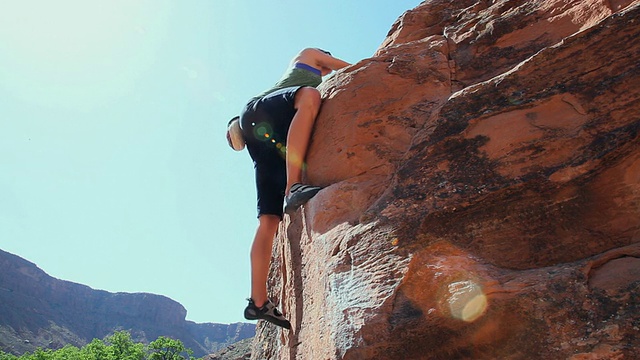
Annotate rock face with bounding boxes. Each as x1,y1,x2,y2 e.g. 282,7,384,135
252,0,640,359
0,249,255,358
207,337,253,360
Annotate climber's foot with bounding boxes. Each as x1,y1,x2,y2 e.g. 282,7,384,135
283,183,322,214
244,298,291,329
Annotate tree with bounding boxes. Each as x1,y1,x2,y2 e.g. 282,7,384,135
0,351,18,360
104,331,145,360
147,337,194,360
83,338,112,360
20,348,53,360
48,345,81,360
1,332,198,360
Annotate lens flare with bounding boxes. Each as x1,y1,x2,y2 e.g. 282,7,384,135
287,152,304,168
447,280,487,322
253,122,273,142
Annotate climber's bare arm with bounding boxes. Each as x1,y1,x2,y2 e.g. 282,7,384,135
294,48,351,75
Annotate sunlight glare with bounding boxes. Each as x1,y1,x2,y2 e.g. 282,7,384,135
0,1,169,110
0,1,144,70
447,280,488,322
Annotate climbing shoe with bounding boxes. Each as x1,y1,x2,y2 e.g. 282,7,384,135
244,298,291,329
283,183,322,214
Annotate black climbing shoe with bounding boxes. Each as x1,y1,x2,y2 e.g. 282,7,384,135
283,183,322,214
244,298,291,329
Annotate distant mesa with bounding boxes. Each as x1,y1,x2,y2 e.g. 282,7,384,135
0,248,254,358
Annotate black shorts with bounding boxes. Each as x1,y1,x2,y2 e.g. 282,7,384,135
239,86,301,219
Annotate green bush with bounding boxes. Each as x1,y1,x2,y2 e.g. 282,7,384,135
0,350,19,360
1,331,196,360
147,337,193,360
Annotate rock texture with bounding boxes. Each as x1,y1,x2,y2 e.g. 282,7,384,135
252,0,640,359
0,249,255,358
207,337,253,360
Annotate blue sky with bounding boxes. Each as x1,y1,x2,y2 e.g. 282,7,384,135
0,0,421,325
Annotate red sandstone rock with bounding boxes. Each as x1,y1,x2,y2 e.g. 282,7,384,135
252,1,640,359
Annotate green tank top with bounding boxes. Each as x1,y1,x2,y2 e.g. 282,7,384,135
252,66,322,100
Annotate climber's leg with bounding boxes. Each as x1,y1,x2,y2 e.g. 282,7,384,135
281,87,323,214
285,87,322,194
248,214,279,308
244,214,291,329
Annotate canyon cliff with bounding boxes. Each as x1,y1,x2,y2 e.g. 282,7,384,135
251,0,640,359
0,249,254,358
